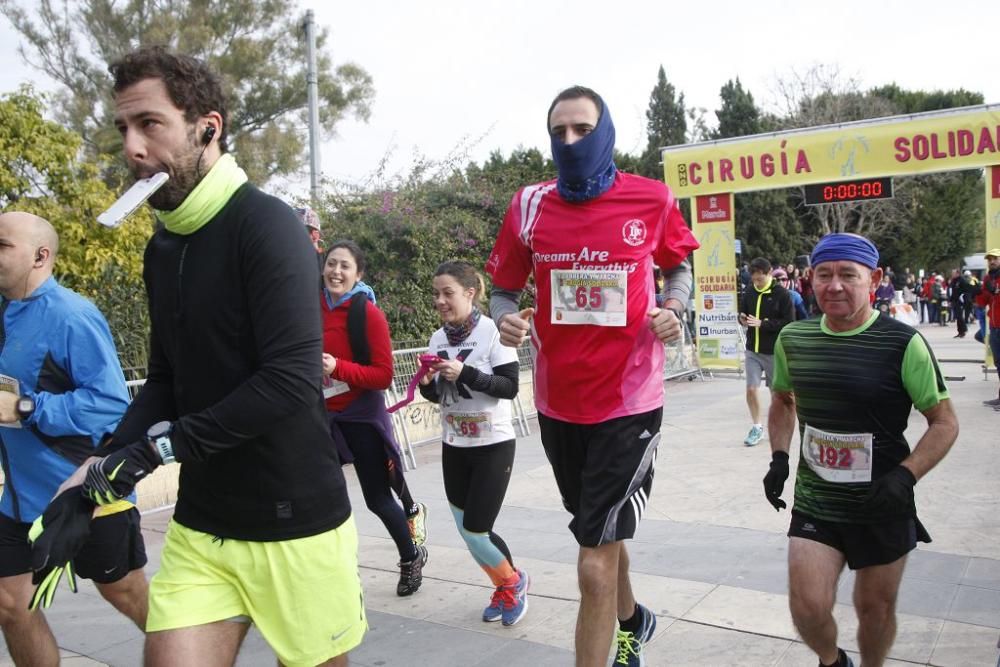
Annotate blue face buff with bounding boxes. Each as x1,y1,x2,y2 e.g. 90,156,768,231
810,233,880,269
549,95,617,202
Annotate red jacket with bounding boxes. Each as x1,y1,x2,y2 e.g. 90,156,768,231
921,278,934,300
976,270,1000,328
321,297,394,411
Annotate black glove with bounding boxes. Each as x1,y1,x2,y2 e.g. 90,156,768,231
763,451,790,511
862,465,916,516
82,440,161,506
27,488,94,609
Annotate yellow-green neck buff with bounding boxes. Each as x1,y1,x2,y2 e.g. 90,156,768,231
155,154,248,235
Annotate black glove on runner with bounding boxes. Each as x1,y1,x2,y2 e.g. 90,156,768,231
861,465,917,516
763,451,790,511
28,488,94,609
82,439,162,506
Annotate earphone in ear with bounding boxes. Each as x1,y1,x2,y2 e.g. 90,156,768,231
202,126,216,145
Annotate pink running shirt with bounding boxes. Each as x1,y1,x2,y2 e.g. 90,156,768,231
487,172,698,423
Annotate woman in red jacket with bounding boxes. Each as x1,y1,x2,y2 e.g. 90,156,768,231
321,240,428,596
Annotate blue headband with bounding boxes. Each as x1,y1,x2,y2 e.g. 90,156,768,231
550,95,616,202
810,233,879,269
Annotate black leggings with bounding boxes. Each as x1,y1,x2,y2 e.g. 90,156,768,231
442,440,516,564
339,421,417,562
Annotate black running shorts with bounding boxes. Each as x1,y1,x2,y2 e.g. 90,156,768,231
538,407,661,547
788,510,929,570
0,507,147,583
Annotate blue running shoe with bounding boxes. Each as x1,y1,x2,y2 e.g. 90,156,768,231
614,603,656,666
482,586,504,623
500,569,529,626
744,424,764,447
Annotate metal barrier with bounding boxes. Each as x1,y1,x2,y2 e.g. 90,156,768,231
663,320,704,382
125,379,146,400
121,327,702,473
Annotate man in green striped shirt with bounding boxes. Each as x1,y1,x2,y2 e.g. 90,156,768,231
762,233,959,667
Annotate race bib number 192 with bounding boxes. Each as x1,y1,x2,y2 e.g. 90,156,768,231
802,424,873,483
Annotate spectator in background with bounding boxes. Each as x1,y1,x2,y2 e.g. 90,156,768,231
787,266,803,295
739,262,751,298
976,249,1000,408
902,275,918,315
884,265,896,289
932,275,948,325
774,269,808,320
799,267,817,316
962,270,978,324
874,274,896,314
948,269,968,338
295,205,325,254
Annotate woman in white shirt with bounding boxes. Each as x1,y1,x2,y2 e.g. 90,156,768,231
418,261,529,627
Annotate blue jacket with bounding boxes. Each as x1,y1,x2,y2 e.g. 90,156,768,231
789,289,809,320
0,277,130,522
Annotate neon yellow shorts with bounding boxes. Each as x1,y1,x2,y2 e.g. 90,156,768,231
147,515,366,666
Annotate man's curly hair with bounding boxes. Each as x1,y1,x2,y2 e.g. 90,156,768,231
109,46,230,153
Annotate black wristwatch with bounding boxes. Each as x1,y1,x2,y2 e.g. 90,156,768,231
15,395,35,421
147,421,175,464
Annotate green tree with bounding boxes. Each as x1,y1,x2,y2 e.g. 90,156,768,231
321,180,500,343
1,0,374,185
0,87,151,370
714,78,759,139
315,148,564,341
895,172,983,272
639,65,687,180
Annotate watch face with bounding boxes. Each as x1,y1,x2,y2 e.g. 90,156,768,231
147,420,172,439
16,397,34,417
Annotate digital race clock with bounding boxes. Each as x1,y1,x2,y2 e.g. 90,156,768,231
803,177,894,206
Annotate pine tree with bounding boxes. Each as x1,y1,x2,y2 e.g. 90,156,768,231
638,66,687,180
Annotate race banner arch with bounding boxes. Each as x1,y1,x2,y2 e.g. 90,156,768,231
659,104,1000,370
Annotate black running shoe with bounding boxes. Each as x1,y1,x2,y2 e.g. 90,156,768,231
397,545,428,596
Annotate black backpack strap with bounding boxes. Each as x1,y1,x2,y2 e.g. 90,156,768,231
347,292,371,366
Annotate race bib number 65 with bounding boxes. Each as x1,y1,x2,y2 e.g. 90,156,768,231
550,269,627,326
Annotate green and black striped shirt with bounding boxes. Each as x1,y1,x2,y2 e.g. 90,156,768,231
772,311,948,523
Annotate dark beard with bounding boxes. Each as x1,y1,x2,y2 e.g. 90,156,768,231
143,129,205,211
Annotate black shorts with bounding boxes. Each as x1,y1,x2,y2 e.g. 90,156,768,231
0,508,147,583
538,408,661,547
788,510,930,570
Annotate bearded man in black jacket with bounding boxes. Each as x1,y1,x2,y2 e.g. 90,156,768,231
46,47,366,667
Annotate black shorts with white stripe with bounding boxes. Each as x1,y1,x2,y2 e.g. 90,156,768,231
538,407,661,547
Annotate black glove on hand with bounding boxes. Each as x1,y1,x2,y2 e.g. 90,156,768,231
862,465,917,516
28,488,94,609
82,439,161,506
763,451,790,511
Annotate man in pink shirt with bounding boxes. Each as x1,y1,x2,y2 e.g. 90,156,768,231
488,85,698,667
